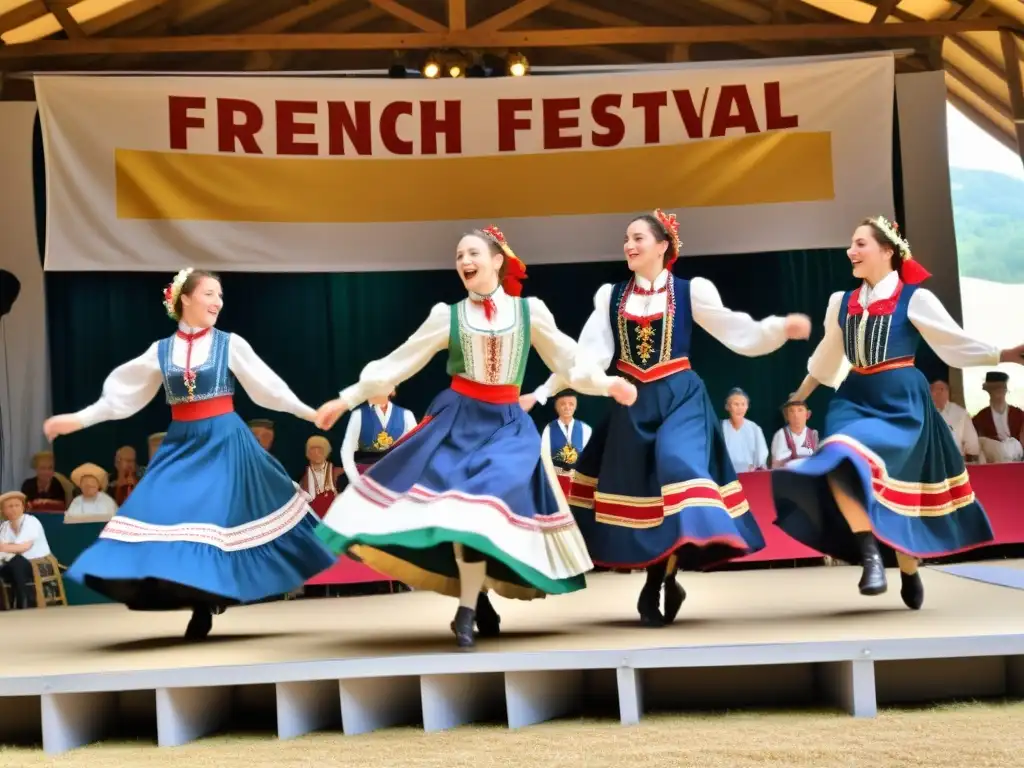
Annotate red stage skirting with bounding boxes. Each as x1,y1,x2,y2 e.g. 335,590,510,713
306,464,1024,584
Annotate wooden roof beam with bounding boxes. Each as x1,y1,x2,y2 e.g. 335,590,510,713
472,0,556,33
368,0,445,33
447,0,465,31
549,0,640,28
871,0,901,24
952,0,990,20
246,4,385,71
999,27,1024,166
0,18,1016,60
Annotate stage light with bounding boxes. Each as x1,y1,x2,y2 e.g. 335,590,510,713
448,63,463,78
423,53,441,78
507,52,529,77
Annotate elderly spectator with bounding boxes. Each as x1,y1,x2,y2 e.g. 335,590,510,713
0,490,52,608
721,387,768,473
972,371,1024,464
930,377,981,463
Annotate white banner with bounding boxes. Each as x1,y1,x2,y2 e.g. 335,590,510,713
0,103,52,489
36,54,894,273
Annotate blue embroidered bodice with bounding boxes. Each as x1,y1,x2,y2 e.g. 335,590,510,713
157,329,236,405
608,276,693,381
838,282,920,369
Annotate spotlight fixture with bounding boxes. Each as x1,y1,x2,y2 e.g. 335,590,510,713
507,52,529,77
388,63,407,78
423,52,441,79
447,62,463,78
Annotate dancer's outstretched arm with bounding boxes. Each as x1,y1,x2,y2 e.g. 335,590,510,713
315,304,449,430
691,277,810,357
229,334,316,421
791,291,848,402
905,288,1019,367
44,344,164,440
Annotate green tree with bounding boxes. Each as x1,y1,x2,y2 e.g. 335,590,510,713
950,168,1024,284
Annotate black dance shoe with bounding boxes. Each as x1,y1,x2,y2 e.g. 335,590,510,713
856,534,888,596
474,592,502,638
637,583,665,627
663,579,687,624
453,606,476,649
900,571,924,610
184,607,213,640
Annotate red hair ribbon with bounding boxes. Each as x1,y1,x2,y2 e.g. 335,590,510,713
653,209,682,270
482,225,528,297
897,257,931,285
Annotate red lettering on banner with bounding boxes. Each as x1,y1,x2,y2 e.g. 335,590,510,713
327,101,372,155
591,94,624,148
632,92,667,144
420,100,462,155
217,99,263,154
542,97,582,150
671,89,708,140
276,100,318,156
497,98,532,152
380,101,414,155
709,85,759,137
168,96,206,151
764,81,799,130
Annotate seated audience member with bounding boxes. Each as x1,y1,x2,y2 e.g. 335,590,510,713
20,451,67,512
138,431,167,478
340,389,417,487
930,376,981,463
721,388,768,473
770,399,818,468
109,445,140,505
298,435,343,519
65,463,118,524
540,389,592,496
249,418,276,454
0,490,52,608
972,371,1024,464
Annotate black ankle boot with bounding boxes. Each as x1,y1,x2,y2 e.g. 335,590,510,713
474,592,501,637
664,579,686,624
900,571,924,610
453,606,475,649
637,563,666,627
184,607,213,640
856,532,887,596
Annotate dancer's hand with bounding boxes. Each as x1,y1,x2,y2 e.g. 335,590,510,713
43,414,82,442
783,313,812,340
999,344,1024,364
314,398,348,430
518,394,537,413
609,377,638,406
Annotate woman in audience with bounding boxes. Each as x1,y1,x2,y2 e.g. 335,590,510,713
771,216,1023,609
561,209,811,627
20,451,67,512
42,268,334,639
312,226,633,649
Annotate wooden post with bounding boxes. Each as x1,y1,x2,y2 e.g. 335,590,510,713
999,29,1024,169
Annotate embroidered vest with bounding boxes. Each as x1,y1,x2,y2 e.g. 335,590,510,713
446,297,531,386
357,403,408,453
609,276,693,383
157,329,236,405
838,282,920,370
305,462,337,496
783,427,818,461
549,419,585,469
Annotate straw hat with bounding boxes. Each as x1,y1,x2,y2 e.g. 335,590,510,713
306,435,331,455
71,463,109,492
0,490,27,508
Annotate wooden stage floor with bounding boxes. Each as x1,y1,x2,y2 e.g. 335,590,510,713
6,563,1024,680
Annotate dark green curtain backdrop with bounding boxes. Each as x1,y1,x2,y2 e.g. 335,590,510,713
34,97,934,481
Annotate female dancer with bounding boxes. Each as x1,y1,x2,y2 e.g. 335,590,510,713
566,209,811,627
772,216,1020,608
313,226,636,648
43,269,336,639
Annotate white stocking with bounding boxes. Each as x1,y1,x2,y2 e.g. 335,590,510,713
456,558,487,610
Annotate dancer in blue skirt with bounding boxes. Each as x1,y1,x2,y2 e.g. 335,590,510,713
312,226,636,648
771,217,1023,608
43,269,336,639
564,209,811,627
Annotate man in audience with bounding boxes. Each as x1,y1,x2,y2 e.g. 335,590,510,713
930,376,981,463
66,462,118,523
19,450,67,512
721,388,768,473
770,398,818,468
540,389,592,497
249,418,275,454
0,490,52,608
972,371,1024,464
109,445,139,505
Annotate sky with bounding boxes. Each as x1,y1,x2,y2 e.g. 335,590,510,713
946,103,1024,179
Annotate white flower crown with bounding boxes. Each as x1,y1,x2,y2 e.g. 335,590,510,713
162,268,194,321
869,215,913,260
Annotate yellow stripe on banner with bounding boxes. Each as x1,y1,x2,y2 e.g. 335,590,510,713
115,131,834,223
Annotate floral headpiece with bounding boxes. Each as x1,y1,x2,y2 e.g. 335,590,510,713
653,208,682,270
482,225,528,297
162,268,193,321
868,215,931,284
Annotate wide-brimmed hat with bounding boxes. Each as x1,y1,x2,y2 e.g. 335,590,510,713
71,463,109,492
0,490,27,508
248,418,275,430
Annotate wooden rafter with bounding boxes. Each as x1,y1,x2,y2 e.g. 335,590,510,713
447,0,466,31
946,62,1011,112
772,0,788,24
472,0,556,33
550,0,639,28
242,0,356,70
999,27,1024,165
368,0,446,33
248,4,385,71
42,0,85,38
870,0,900,24
952,0,991,20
